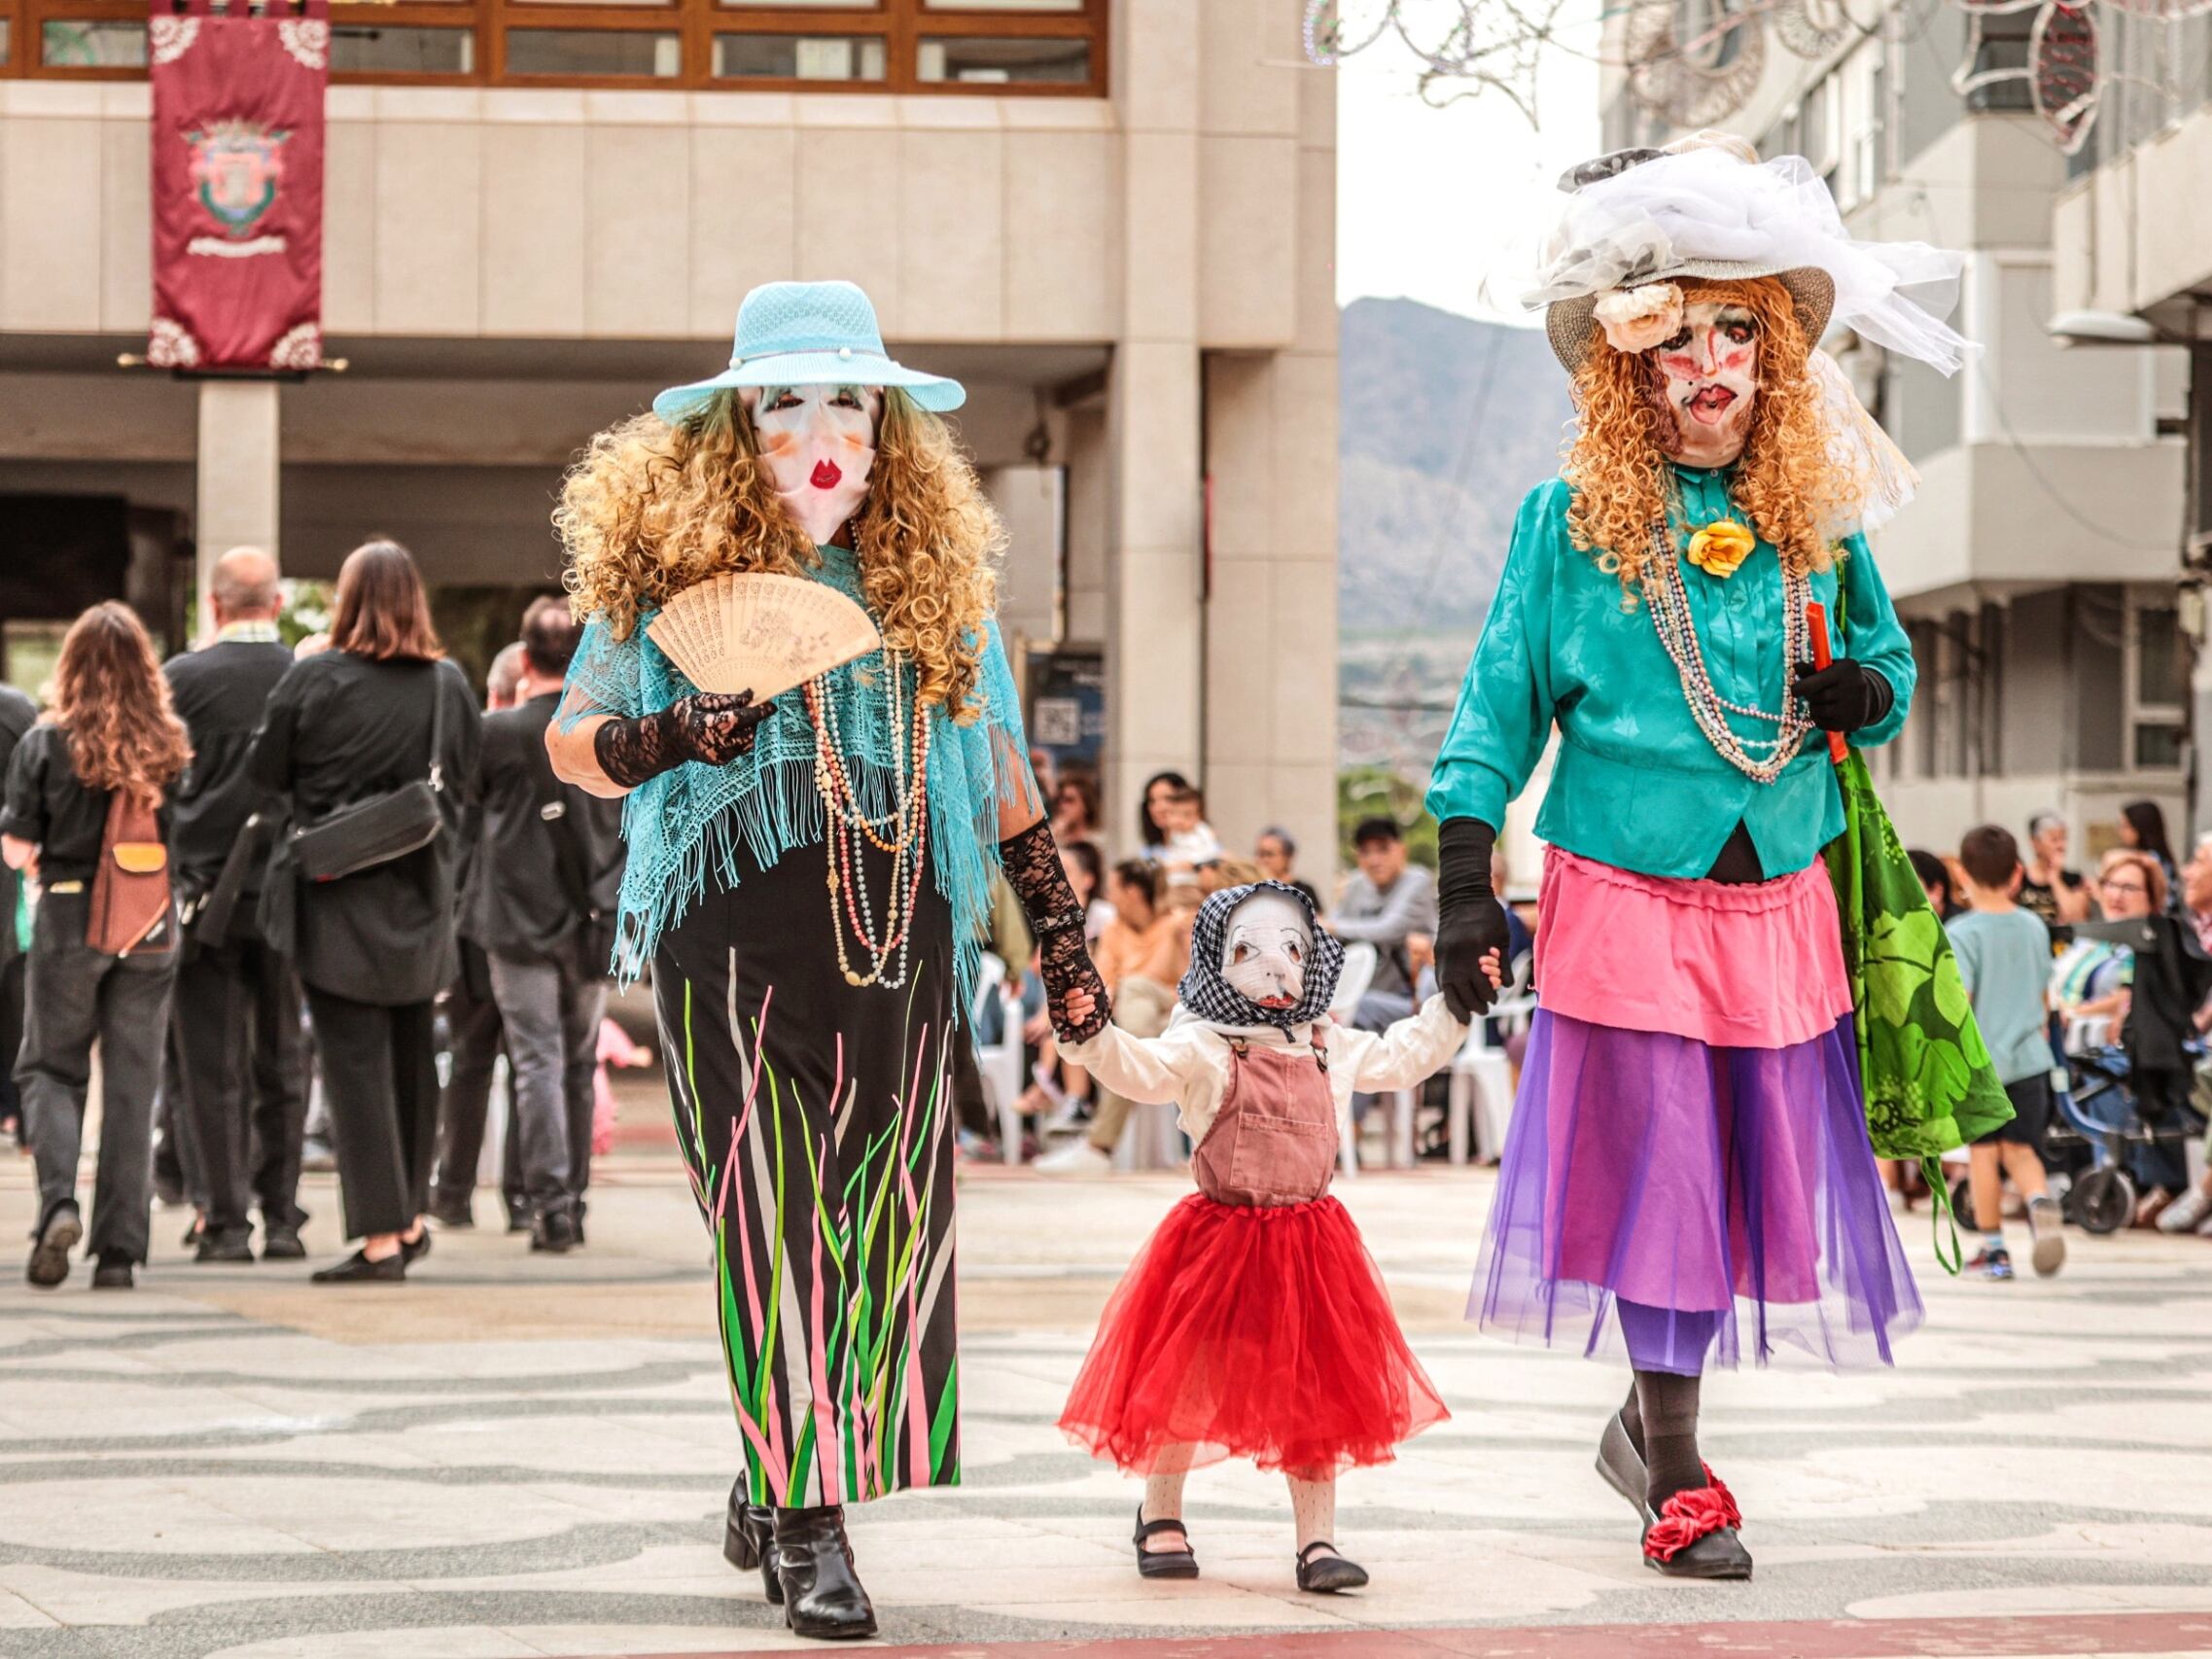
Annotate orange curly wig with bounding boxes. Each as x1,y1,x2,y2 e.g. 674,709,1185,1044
556,387,1002,719
1562,275,1861,594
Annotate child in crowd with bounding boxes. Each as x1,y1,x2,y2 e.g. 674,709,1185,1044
1948,825,2064,1280
1154,786,1224,868
1055,881,1486,1591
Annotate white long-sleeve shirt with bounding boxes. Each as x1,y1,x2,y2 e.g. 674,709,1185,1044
1063,994,1468,1144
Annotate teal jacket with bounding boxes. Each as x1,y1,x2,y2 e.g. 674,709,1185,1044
1425,468,1915,881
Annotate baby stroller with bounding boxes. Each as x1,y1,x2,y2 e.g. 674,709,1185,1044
2049,1041,2207,1234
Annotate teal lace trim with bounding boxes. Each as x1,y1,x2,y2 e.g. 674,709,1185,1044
559,547,1036,1007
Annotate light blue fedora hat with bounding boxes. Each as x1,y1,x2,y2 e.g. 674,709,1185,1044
652,280,965,424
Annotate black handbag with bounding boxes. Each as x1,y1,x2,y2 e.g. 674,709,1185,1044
289,666,449,883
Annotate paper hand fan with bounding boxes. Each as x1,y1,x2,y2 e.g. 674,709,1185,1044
647,573,881,703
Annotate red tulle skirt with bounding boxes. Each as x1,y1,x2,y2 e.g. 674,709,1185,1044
1059,1192,1449,1480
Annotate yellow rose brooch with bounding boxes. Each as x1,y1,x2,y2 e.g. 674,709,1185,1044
1685,519,1756,580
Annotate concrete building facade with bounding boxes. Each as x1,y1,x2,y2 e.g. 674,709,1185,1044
1604,1,2190,859
0,0,1340,867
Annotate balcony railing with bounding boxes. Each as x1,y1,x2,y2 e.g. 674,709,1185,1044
7,0,1108,92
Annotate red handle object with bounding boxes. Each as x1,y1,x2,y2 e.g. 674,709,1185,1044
1804,601,1848,764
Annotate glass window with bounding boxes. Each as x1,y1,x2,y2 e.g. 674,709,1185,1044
0,20,11,65
720,0,881,6
916,33,1087,84
715,32,886,79
41,19,146,67
506,28,681,76
333,25,474,75
2137,604,2183,706
923,0,1084,9
2135,724,2185,770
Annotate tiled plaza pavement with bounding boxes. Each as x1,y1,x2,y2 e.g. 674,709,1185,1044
5,1135,2212,1658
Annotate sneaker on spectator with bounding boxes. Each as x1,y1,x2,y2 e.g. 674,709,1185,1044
1966,1246,2014,1281
2026,1196,2065,1276
1038,1093,1093,1138
1035,1140,1110,1175
2158,1186,2212,1234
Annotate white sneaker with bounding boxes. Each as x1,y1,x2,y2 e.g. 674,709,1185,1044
2157,1186,2212,1235
2026,1195,2066,1277
1034,1140,1111,1175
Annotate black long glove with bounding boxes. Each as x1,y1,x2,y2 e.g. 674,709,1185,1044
1792,660,1893,734
999,818,1109,1043
592,690,774,790
1436,816,1511,1021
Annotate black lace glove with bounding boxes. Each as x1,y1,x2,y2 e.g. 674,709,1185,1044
1792,660,1893,734
592,691,774,790
1436,816,1512,1021
999,818,1109,1043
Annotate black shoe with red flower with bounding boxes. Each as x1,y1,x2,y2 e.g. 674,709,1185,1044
1639,1464,1753,1579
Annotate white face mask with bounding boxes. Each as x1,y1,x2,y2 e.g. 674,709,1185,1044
744,384,882,546
1647,300,1760,468
1220,891,1312,1012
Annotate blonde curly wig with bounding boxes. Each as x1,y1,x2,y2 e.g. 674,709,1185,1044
556,386,1003,718
1562,275,1862,593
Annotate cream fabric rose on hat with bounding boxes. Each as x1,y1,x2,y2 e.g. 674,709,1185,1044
1593,282,1684,355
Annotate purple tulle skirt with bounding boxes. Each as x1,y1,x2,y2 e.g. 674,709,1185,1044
1470,1008,1922,1374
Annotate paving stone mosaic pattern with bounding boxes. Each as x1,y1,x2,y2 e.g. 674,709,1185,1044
4,1150,2212,1658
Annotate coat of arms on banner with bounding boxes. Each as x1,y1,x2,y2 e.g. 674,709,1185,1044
186,119,290,238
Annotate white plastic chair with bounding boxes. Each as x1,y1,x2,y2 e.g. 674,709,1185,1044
969,953,1027,1166
1329,945,1380,1178
1447,956,1534,1166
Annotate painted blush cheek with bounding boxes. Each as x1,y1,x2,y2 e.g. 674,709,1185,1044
759,430,798,455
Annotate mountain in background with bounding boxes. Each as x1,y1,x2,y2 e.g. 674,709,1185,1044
1336,298,1576,785
1337,298,1574,638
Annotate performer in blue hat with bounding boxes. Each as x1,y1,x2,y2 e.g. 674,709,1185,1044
547,280,1106,1641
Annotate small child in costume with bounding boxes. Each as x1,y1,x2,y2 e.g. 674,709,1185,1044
1055,880,1485,1592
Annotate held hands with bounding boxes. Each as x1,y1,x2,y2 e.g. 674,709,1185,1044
1792,660,1892,734
1062,985,1102,1034
1437,901,1512,1021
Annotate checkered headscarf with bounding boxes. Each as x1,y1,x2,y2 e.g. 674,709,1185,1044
1177,880,1345,1031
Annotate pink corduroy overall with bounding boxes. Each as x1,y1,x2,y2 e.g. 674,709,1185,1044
1190,1036,1338,1209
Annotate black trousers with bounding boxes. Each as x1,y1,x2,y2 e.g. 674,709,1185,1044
18,892,176,1260
171,933,308,1234
303,986,439,1240
432,950,525,1218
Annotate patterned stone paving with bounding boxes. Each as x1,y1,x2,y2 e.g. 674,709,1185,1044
5,1145,2212,1658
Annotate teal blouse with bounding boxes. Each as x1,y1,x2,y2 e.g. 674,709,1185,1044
1425,468,1915,881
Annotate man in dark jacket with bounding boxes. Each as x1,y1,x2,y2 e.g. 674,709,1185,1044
0,683,34,1146
466,598,622,1253
163,547,308,1261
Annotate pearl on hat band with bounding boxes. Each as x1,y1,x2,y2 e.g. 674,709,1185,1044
727,344,890,370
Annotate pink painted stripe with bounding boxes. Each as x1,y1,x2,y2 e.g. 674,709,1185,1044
602,1609,2212,1659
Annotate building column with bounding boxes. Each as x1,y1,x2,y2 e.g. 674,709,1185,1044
1102,0,1204,855
194,379,281,634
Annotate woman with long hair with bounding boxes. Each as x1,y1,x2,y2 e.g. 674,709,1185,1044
1431,137,1968,1576
1137,769,1191,852
4,602,191,1290
252,540,480,1285
2120,799,2180,912
545,282,1103,1641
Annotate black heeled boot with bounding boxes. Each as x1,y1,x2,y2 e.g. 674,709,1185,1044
773,1504,877,1641
722,1480,781,1603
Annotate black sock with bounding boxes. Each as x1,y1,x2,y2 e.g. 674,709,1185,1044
1632,1368,1705,1511
1618,1381,1644,1458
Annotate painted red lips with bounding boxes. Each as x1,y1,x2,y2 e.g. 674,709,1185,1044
810,458,842,489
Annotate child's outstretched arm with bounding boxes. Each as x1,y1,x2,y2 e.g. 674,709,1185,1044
1334,993,1475,1094
1061,990,1199,1105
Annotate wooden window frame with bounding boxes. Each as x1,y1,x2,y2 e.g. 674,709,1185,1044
0,0,1107,91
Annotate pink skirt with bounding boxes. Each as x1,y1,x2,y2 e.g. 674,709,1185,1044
1535,848,1853,1050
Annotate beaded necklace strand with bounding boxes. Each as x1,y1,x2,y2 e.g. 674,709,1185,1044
804,650,931,988
1639,516,1814,785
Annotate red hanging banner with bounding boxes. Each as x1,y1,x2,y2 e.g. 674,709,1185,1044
148,0,329,372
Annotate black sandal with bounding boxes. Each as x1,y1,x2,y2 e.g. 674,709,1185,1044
1132,1503,1199,1579
1295,1540,1369,1594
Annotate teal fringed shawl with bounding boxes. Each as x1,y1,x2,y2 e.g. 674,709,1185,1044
558,546,1037,1007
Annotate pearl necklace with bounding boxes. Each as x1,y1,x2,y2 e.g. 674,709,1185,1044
805,652,930,989
1640,518,1814,785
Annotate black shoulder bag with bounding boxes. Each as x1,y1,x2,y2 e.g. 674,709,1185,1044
289,666,449,883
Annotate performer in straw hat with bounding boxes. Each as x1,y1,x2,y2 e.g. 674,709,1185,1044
1428,134,1972,1580
547,280,1106,1641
